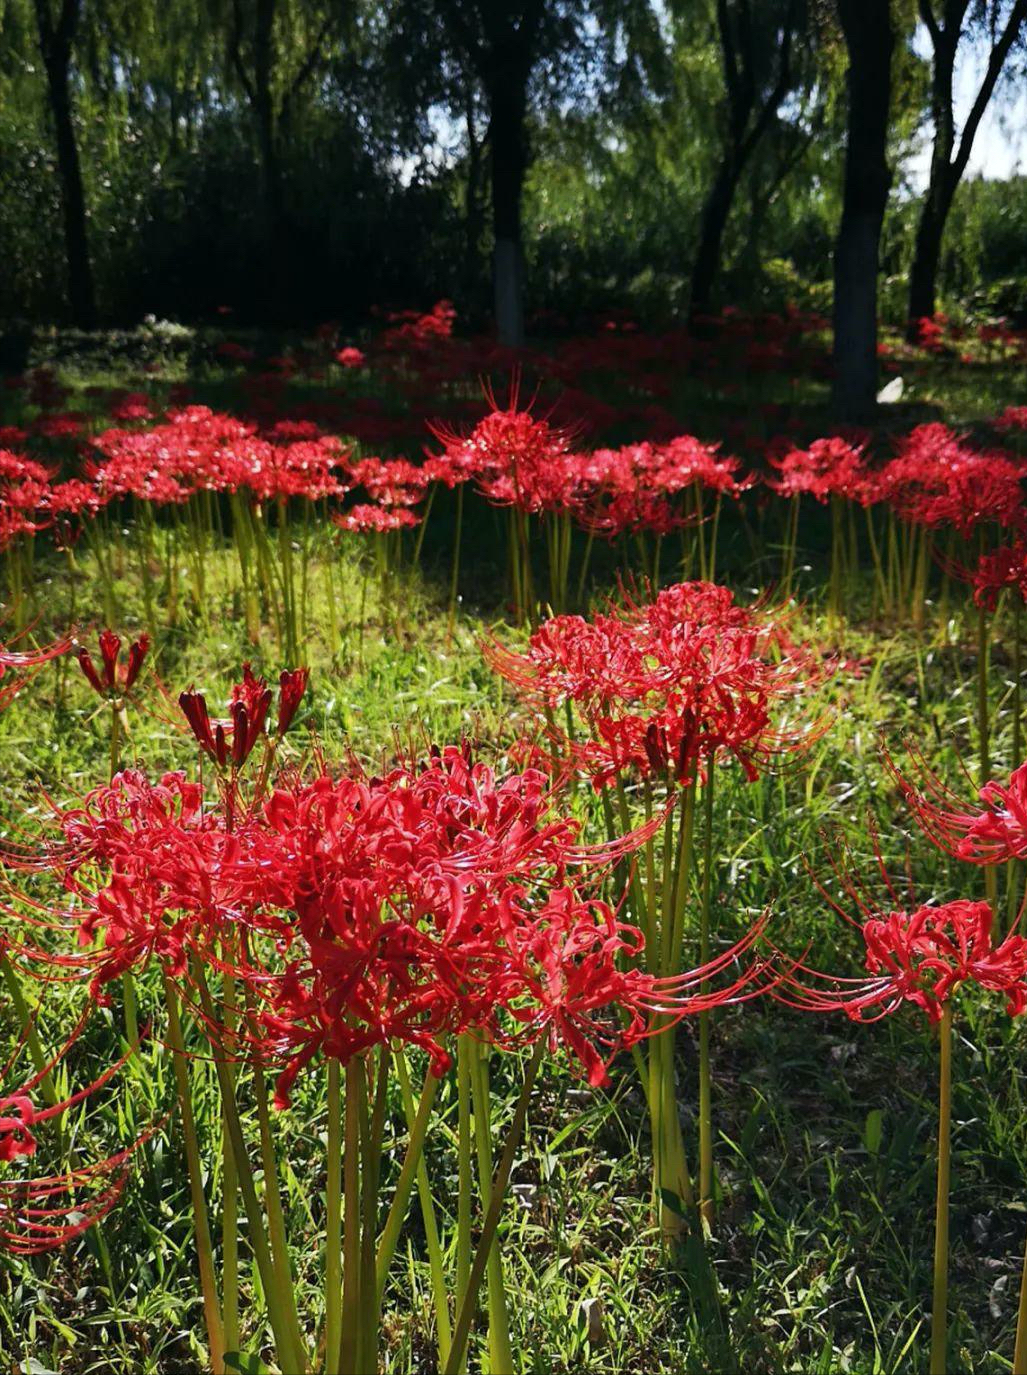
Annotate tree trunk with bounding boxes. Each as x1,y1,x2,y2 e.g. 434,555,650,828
489,79,527,348
37,1,96,329
906,19,958,335
908,185,955,326
832,0,893,421
690,155,744,317
254,0,281,246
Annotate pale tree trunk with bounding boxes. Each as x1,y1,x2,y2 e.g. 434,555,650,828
832,0,893,421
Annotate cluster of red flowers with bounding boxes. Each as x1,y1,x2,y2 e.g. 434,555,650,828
3,371,1027,561
781,897,1027,1023
5,723,770,1116
487,581,822,787
965,540,1027,611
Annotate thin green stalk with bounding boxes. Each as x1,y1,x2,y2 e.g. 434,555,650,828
375,1065,439,1304
358,1051,389,1375
340,1058,363,1375
245,1002,308,1367
470,1042,514,1375
930,1004,953,1375
395,1051,452,1365
325,1060,343,1375
163,976,225,1375
445,1039,545,1375
221,970,240,1359
455,1036,473,1373
698,770,715,1226
192,969,307,1374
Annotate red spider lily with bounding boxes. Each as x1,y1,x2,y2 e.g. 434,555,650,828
968,540,1027,611
892,747,1027,865
780,899,1027,1023
180,663,304,768
996,407,1027,433
485,581,823,787
879,424,1027,537
491,889,775,1085
335,346,366,369
0,1011,142,1161
767,436,872,504
332,503,421,533
0,1013,149,1254
75,630,150,699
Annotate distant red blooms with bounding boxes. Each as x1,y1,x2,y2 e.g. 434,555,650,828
781,899,1027,1023
335,347,366,369
995,407,1027,433
75,630,150,699
333,504,420,533
768,436,871,504
486,581,822,786
428,396,751,538
879,424,1027,536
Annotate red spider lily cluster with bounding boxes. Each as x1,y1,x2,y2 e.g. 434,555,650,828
4,700,770,1108
876,424,1027,537
486,581,823,787
781,897,1027,1023
768,435,872,504
958,540,1027,611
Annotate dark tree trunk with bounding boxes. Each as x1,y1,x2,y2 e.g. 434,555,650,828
690,157,745,317
907,10,959,334
906,0,1027,336
35,0,96,329
488,75,528,348
689,0,799,320
832,0,893,421
253,0,282,249
908,184,954,325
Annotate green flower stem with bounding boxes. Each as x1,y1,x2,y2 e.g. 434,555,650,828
455,1035,474,1374
698,769,715,1226
163,975,225,1375
324,1060,343,1375
930,1004,953,1375
375,1064,439,1305
470,1041,514,1375
192,966,307,1374
395,1051,452,1365
339,1058,363,1375
445,1039,545,1375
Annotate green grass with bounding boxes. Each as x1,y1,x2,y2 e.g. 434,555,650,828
2,343,1027,1374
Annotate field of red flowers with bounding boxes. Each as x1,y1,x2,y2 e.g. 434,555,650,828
2,305,1027,1374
